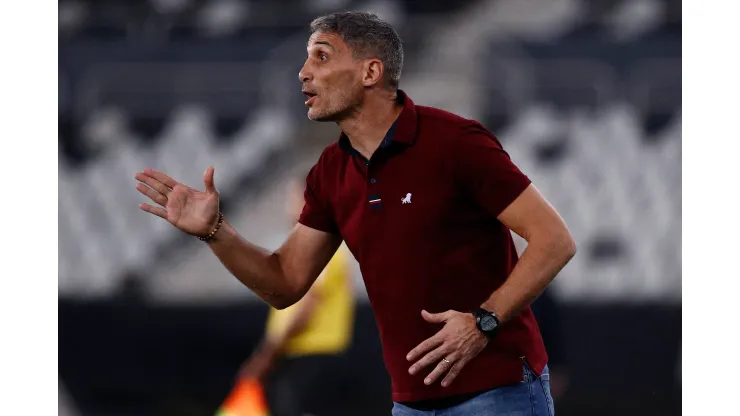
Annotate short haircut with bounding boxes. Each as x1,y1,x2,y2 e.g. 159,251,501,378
310,11,404,89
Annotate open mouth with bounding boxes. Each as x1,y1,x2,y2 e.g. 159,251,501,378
303,91,317,105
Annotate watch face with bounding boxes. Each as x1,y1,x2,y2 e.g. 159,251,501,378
480,315,498,332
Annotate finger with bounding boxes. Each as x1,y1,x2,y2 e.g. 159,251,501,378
406,333,444,362
135,172,173,197
136,183,168,207
203,166,216,194
142,168,179,189
409,344,449,375
139,203,167,219
421,309,452,324
441,359,467,388
423,355,456,386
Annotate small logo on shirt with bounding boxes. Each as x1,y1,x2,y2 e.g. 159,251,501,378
368,194,382,210
401,193,412,204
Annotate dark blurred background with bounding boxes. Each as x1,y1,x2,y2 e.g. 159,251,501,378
58,0,681,415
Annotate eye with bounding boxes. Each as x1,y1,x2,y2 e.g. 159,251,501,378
319,54,328,62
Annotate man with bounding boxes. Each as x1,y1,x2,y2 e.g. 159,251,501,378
135,11,576,415
218,178,355,416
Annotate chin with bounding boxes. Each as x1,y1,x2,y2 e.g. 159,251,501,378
308,108,341,122
309,104,356,122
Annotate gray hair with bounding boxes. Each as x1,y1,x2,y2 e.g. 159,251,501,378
309,11,404,89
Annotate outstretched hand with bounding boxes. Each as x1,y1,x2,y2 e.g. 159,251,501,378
135,166,221,237
406,310,489,388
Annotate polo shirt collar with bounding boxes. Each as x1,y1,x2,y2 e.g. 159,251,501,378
388,89,418,145
337,89,419,154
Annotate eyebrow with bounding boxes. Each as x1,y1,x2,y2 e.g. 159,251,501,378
308,40,335,51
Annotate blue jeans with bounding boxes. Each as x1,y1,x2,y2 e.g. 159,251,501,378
392,364,554,416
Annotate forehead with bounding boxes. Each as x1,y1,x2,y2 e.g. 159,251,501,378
307,31,349,52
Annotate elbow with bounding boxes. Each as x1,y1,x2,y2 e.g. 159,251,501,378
271,299,294,310
536,230,576,284
563,232,577,260
269,295,298,310
265,254,303,310
534,227,577,263
268,287,306,310
557,230,577,264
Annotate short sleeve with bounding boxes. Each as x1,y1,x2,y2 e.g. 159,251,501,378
298,164,340,234
452,123,532,217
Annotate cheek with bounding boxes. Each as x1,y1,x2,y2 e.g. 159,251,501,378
333,69,360,90
318,70,358,108
338,75,362,101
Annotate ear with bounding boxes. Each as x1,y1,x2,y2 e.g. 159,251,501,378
362,58,384,87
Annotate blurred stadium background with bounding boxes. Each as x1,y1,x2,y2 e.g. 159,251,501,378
58,0,681,415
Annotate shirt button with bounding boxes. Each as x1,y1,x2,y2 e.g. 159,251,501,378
370,178,377,184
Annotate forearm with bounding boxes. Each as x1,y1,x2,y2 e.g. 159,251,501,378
482,233,576,323
208,221,295,308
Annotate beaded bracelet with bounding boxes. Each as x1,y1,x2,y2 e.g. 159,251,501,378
199,212,224,242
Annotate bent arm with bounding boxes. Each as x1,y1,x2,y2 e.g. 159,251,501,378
208,221,342,309
481,185,577,323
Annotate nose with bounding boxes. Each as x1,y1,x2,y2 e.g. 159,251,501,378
298,61,311,83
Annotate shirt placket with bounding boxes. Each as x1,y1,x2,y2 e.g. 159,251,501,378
360,154,387,272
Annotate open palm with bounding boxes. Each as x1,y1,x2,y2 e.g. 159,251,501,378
135,166,220,237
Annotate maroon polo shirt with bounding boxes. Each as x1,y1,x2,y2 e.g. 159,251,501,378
298,90,547,403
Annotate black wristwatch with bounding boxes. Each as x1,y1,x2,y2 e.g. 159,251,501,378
472,308,500,338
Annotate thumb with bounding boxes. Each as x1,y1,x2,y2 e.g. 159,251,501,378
203,166,217,193
422,309,450,323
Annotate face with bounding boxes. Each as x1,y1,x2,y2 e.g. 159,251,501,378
299,31,380,121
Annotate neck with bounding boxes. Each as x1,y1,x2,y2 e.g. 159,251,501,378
338,90,403,160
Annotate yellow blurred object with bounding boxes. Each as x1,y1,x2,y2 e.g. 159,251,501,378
265,244,355,357
217,378,270,416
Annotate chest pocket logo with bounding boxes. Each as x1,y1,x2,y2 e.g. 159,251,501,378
401,193,412,204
